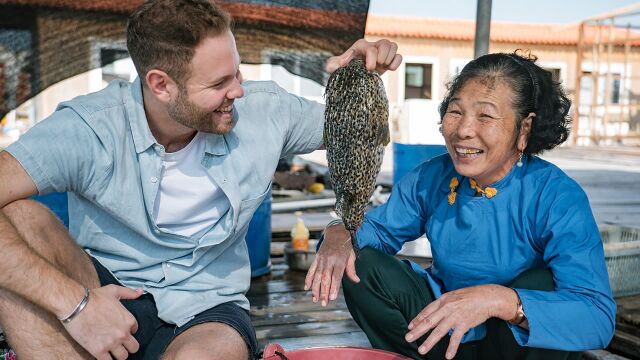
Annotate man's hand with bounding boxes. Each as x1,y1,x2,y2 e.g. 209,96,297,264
404,284,519,360
304,224,359,307
326,39,402,75
63,285,143,360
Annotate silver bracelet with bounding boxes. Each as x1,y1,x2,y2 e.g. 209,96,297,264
59,287,91,324
325,218,345,230
317,218,345,251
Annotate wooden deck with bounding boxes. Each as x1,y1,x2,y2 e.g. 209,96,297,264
611,296,640,359
248,253,432,352
248,256,370,351
250,251,640,359
0,252,636,358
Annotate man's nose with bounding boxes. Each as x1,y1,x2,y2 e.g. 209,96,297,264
228,78,244,99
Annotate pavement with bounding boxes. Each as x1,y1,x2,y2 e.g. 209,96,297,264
541,146,640,229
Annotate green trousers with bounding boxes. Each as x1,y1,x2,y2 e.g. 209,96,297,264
342,247,581,360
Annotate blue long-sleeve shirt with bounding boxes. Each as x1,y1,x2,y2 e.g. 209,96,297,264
356,154,616,351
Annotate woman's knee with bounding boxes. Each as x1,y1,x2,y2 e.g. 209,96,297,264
509,268,554,291
342,247,419,300
344,247,393,286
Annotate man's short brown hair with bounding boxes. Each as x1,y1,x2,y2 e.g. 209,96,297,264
126,0,231,85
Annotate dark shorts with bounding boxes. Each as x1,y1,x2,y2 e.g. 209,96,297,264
91,257,259,360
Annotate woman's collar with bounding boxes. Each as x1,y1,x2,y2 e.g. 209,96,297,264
444,154,529,198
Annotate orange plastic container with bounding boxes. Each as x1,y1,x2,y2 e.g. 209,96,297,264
261,344,411,360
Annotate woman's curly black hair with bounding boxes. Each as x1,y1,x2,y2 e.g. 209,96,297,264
438,50,572,154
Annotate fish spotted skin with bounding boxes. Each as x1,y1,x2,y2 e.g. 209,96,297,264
324,59,390,256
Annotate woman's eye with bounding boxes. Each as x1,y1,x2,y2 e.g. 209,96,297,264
480,113,494,119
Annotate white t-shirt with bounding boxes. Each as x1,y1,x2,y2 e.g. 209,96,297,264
153,132,230,238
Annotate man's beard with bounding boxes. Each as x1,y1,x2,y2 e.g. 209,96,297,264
167,89,231,134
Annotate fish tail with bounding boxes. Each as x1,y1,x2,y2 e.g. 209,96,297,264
350,230,359,258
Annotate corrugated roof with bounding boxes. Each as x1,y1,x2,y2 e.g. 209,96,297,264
365,15,640,46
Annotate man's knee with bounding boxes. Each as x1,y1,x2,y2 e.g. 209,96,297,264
163,347,241,360
162,323,249,360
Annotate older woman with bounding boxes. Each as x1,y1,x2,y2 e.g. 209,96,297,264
305,51,616,359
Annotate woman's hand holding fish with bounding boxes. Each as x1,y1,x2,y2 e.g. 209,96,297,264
326,39,402,75
304,224,359,307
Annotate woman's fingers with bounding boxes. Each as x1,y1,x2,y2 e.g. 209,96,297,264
344,250,360,283
406,303,447,341
417,321,454,356
310,260,324,303
329,261,346,301
319,265,334,306
409,298,443,330
304,257,319,291
445,328,466,360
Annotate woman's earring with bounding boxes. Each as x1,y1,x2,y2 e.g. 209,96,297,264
516,152,523,167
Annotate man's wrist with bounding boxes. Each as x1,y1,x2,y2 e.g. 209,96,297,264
58,287,91,324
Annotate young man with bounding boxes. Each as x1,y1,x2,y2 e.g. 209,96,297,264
0,0,402,359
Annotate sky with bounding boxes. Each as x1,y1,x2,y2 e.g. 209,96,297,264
369,0,640,24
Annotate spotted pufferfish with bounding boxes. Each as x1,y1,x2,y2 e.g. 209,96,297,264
324,59,390,257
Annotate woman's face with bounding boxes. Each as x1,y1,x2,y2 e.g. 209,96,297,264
441,78,530,187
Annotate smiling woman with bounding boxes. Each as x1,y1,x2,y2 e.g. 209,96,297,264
311,50,616,360
437,50,571,188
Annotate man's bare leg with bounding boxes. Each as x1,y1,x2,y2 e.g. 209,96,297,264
0,199,100,359
161,322,249,360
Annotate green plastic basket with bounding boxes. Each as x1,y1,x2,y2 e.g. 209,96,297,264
599,225,640,298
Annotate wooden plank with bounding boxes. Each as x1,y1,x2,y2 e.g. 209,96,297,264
617,295,640,327
249,279,307,296
251,308,353,327
250,293,347,315
255,319,362,341
583,349,630,360
249,268,309,296
608,329,640,359
617,321,640,339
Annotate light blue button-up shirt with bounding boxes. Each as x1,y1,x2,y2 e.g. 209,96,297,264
356,154,616,351
7,79,324,326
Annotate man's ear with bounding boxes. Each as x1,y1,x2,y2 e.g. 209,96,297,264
145,70,178,104
518,113,534,152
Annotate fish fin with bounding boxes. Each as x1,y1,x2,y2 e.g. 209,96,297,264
377,123,391,146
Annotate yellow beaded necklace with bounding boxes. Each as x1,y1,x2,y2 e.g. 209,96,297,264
448,177,498,205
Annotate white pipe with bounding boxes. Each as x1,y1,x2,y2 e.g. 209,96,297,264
271,198,336,213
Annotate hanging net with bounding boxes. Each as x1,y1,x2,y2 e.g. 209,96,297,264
0,0,369,119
